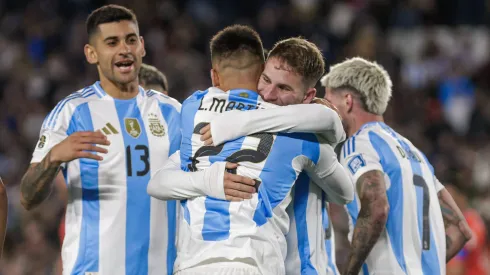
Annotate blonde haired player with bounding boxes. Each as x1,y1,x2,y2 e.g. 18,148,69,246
322,57,472,275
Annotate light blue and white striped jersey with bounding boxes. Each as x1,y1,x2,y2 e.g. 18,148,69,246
175,87,340,275
30,82,182,275
285,174,340,275
340,122,446,275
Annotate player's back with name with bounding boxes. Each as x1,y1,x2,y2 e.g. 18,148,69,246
176,87,328,274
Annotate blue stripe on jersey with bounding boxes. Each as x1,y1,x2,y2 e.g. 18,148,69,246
159,102,181,275
180,90,209,224
352,136,356,152
363,264,369,275
380,124,440,275
368,131,407,274
253,133,320,226
294,173,318,275
323,200,338,275
201,89,259,241
114,98,151,275
347,139,351,155
67,103,100,274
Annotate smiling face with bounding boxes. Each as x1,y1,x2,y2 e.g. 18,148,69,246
258,57,316,106
84,20,145,86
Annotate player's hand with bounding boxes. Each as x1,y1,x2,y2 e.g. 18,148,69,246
312,97,341,118
50,131,110,165
199,124,213,145
223,162,257,202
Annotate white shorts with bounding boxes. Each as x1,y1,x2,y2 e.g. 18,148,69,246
174,261,262,275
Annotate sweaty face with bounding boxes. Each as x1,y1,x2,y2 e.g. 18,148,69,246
91,20,145,85
258,57,307,106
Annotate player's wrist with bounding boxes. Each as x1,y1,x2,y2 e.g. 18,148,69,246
47,149,63,167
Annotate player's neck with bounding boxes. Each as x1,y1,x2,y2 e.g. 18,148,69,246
99,77,140,100
347,113,384,137
219,81,257,93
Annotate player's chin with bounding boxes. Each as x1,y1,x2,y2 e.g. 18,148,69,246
113,71,138,84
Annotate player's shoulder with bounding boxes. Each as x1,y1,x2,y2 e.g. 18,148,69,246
58,84,100,107
183,88,213,104
146,89,181,111
42,84,100,130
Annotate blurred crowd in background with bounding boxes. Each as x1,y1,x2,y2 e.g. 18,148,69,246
1,0,490,274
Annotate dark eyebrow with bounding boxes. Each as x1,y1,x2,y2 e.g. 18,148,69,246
103,33,138,42
126,33,138,39
103,36,119,42
262,73,270,81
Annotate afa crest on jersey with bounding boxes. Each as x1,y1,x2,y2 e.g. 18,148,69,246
347,154,366,175
124,118,141,138
148,113,166,137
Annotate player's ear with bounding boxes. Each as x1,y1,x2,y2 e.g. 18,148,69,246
210,68,220,87
140,36,146,57
302,87,316,104
84,44,98,65
345,92,354,113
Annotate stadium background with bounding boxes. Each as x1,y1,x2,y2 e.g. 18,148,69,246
0,0,490,273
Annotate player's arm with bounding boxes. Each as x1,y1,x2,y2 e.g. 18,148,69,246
344,170,389,275
304,143,354,205
437,186,472,262
338,134,390,275
147,151,257,201
0,178,7,259
21,130,109,210
202,102,345,146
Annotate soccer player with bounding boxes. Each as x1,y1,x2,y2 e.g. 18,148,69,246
322,57,472,274
148,26,353,275
19,5,181,275
195,41,345,274
139,63,169,94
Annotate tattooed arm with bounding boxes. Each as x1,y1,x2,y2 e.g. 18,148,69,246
21,131,109,210
438,188,472,262
344,170,389,275
20,152,62,210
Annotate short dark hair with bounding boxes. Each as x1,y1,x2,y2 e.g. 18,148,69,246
268,37,325,87
210,25,265,67
139,64,168,91
86,5,138,39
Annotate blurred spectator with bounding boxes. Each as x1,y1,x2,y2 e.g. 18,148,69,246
447,184,490,275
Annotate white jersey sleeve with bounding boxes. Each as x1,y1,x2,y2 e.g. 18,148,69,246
304,142,354,205
148,151,227,200
433,177,445,192
31,98,75,163
340,133,384,186
209,104,346,146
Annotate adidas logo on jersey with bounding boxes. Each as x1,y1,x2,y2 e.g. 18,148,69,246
100,123,119,135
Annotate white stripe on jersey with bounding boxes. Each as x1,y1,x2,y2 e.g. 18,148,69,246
90,99,127,274
341,122,445,275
